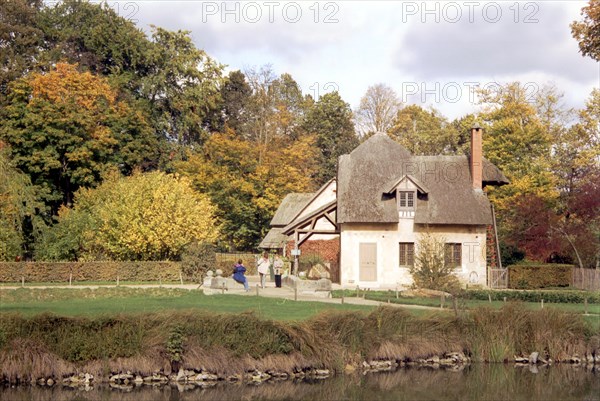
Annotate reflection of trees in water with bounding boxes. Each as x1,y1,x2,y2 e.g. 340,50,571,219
2,366,598,401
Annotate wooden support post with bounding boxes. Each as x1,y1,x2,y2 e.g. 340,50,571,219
179,272,184,285
69,273,72,287
256,284,259,297
441,293,445,309
488,293,492,303
117,276,119,287
21,276,24,288
541,299,544,309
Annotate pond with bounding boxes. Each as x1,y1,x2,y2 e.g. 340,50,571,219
1,364,598,401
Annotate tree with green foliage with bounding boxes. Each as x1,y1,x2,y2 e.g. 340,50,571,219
36,171,219,261
0,149,43,260
0,63,157,214
217,70,252,133
40,0,151,84
0,0,44,104
143,26,223,146
302,92,358,185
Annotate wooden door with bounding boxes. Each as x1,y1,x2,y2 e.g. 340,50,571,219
359,243,377,282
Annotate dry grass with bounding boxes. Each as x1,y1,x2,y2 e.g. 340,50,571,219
0,305,597,382
0,339,73,382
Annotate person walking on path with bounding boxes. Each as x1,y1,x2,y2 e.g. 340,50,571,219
257,252,270,288
232,259,250,291
273,254,284,288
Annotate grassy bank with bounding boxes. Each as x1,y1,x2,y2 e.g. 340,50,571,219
0,303,598,384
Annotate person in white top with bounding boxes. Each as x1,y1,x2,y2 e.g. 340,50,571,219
256,252,271,288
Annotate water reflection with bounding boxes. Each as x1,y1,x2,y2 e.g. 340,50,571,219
1,365,598,401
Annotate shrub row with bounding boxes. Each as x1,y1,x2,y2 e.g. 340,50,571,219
464,289,600,304
0,262,183,283
508,264,572,289
216,254,258,276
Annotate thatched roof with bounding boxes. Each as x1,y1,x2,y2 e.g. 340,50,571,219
259,228,288,249
270,193,313,226
337,133,508,225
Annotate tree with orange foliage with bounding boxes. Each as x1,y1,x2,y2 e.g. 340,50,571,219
0,63,157,215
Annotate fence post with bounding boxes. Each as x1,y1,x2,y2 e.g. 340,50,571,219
488,293,492,303
256,284,259,297
179,272,184,285
21,276,24,288
69,273,72,287
440,293,445,309
116,275,119,287
541,299,544,309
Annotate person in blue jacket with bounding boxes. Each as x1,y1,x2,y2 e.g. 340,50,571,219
232,259,250,291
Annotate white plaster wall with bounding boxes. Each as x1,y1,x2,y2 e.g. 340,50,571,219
296,180,337,220
340,222,487,289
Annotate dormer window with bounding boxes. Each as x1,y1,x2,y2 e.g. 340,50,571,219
398,190,415,210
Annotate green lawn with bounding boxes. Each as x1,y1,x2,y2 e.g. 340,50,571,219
0,287,376,321
332,290,600,315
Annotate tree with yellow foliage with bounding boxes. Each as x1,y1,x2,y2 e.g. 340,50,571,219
36,171,218,261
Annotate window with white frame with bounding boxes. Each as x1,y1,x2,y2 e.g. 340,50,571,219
398,191,415,210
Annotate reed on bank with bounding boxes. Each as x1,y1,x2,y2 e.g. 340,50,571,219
0,303,598,384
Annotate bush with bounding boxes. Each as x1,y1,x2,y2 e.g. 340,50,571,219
410,233,460,293
464,289,600,304
180,242,217,284
508,264,572,289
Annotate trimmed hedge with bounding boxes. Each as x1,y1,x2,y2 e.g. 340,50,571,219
464,289,600,304
0,262,183,283
216,254,258,276
508,264,572,289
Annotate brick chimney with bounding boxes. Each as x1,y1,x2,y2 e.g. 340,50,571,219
470,123,483,191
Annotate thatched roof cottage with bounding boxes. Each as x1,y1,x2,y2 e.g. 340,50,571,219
261,126,508,288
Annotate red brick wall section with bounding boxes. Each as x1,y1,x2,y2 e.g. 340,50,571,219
285,238,340,263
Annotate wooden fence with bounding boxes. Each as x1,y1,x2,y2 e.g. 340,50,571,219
572,268,600,291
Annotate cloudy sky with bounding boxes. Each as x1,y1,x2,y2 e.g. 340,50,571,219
105,0,598,119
